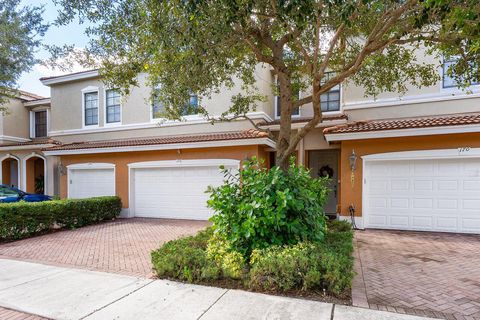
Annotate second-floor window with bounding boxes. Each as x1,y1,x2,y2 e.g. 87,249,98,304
151,87,165,119
275,78,300,118
320,72,341,112
33,110,47,138
182,94,199,116
442,58,480,89
84,92,98,126
106,89,121,124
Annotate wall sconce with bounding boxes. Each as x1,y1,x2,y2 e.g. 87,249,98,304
348,149,358,172
348,150,357,187
58,163,67,176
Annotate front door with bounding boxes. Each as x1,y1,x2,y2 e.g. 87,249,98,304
308,150,339,215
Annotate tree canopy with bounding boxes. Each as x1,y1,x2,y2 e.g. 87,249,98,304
53,0,480,169
0,0,47,106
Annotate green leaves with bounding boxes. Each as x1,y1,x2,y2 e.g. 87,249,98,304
0,0,48,106
207,157,329,258
0,196,122,240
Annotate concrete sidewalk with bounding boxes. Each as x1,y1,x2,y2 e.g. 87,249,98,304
0,259,440,320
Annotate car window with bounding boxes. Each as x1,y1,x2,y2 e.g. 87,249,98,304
0,187,20,198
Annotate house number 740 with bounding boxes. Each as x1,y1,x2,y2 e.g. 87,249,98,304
458,147,471,153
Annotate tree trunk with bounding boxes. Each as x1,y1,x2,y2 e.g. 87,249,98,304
275,77,323,172
275,72,294,172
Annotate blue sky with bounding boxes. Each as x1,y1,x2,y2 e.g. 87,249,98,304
18,0,90,97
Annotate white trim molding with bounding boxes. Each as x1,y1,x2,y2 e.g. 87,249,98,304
262,118,347,131
362,147,480,162
344,90,480,111
0,144,57,151
82,86,100,129
21,153,47,194
128,159,240,169
103,88,122,127
41,70,100,86
67,162,116,170
0,154,21,189
23,98,51,107
0,135,31,143
49,111,273,137
44,137,276,156
325,124,480,142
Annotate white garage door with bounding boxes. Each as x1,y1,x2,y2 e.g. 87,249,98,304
364,156,480,233
68,164,115,199
130,160,239,220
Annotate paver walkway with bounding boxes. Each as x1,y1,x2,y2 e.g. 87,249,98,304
0,306,48,320
354,230,480,320
0,218,208,277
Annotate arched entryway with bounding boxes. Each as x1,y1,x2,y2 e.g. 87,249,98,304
1,155,20,188
24,155,46,194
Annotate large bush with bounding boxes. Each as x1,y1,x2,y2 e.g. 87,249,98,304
0,196,122,240
249,224,354,295
151,221,354,296
207,158,329,257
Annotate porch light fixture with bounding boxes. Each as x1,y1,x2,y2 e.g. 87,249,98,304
348,149,358,172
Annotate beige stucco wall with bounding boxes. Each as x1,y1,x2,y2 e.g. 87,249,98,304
1,98,30,139
49,65,276,136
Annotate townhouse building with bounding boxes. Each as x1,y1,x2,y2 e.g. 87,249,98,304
1,50,479,234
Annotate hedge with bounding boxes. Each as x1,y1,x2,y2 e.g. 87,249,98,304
151,220,354,296
0,196,122,241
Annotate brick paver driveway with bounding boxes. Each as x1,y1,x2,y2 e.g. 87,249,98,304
354,230,480,320
0,218,208,278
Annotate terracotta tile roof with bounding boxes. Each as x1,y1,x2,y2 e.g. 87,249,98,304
0,139,60,148
260,114,347,126
17,90,46,100
323,113,480,135
44,130,270,151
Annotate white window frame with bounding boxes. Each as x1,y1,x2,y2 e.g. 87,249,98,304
29,107,50,139
274,75,301,119
149,86,201,123
103,88,122,127
319,72,342,115
150,85,166,123
82,86,100,128
440,56,480,93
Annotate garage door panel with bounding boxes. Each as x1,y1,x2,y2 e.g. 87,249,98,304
365,157,480,234
132,163,236,220
69,168,115,199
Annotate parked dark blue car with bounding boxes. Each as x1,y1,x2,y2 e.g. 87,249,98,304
0,184,52,203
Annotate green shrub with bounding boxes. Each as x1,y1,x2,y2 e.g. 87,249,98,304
206,232,246,279
207,157,329,258
248,228,354,295
151,228,221,282
0,196,122,241
328,219,353,233
151,226,355,296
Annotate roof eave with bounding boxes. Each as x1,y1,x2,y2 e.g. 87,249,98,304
43,137,276,156
40,70,100,86
324,124,480,142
